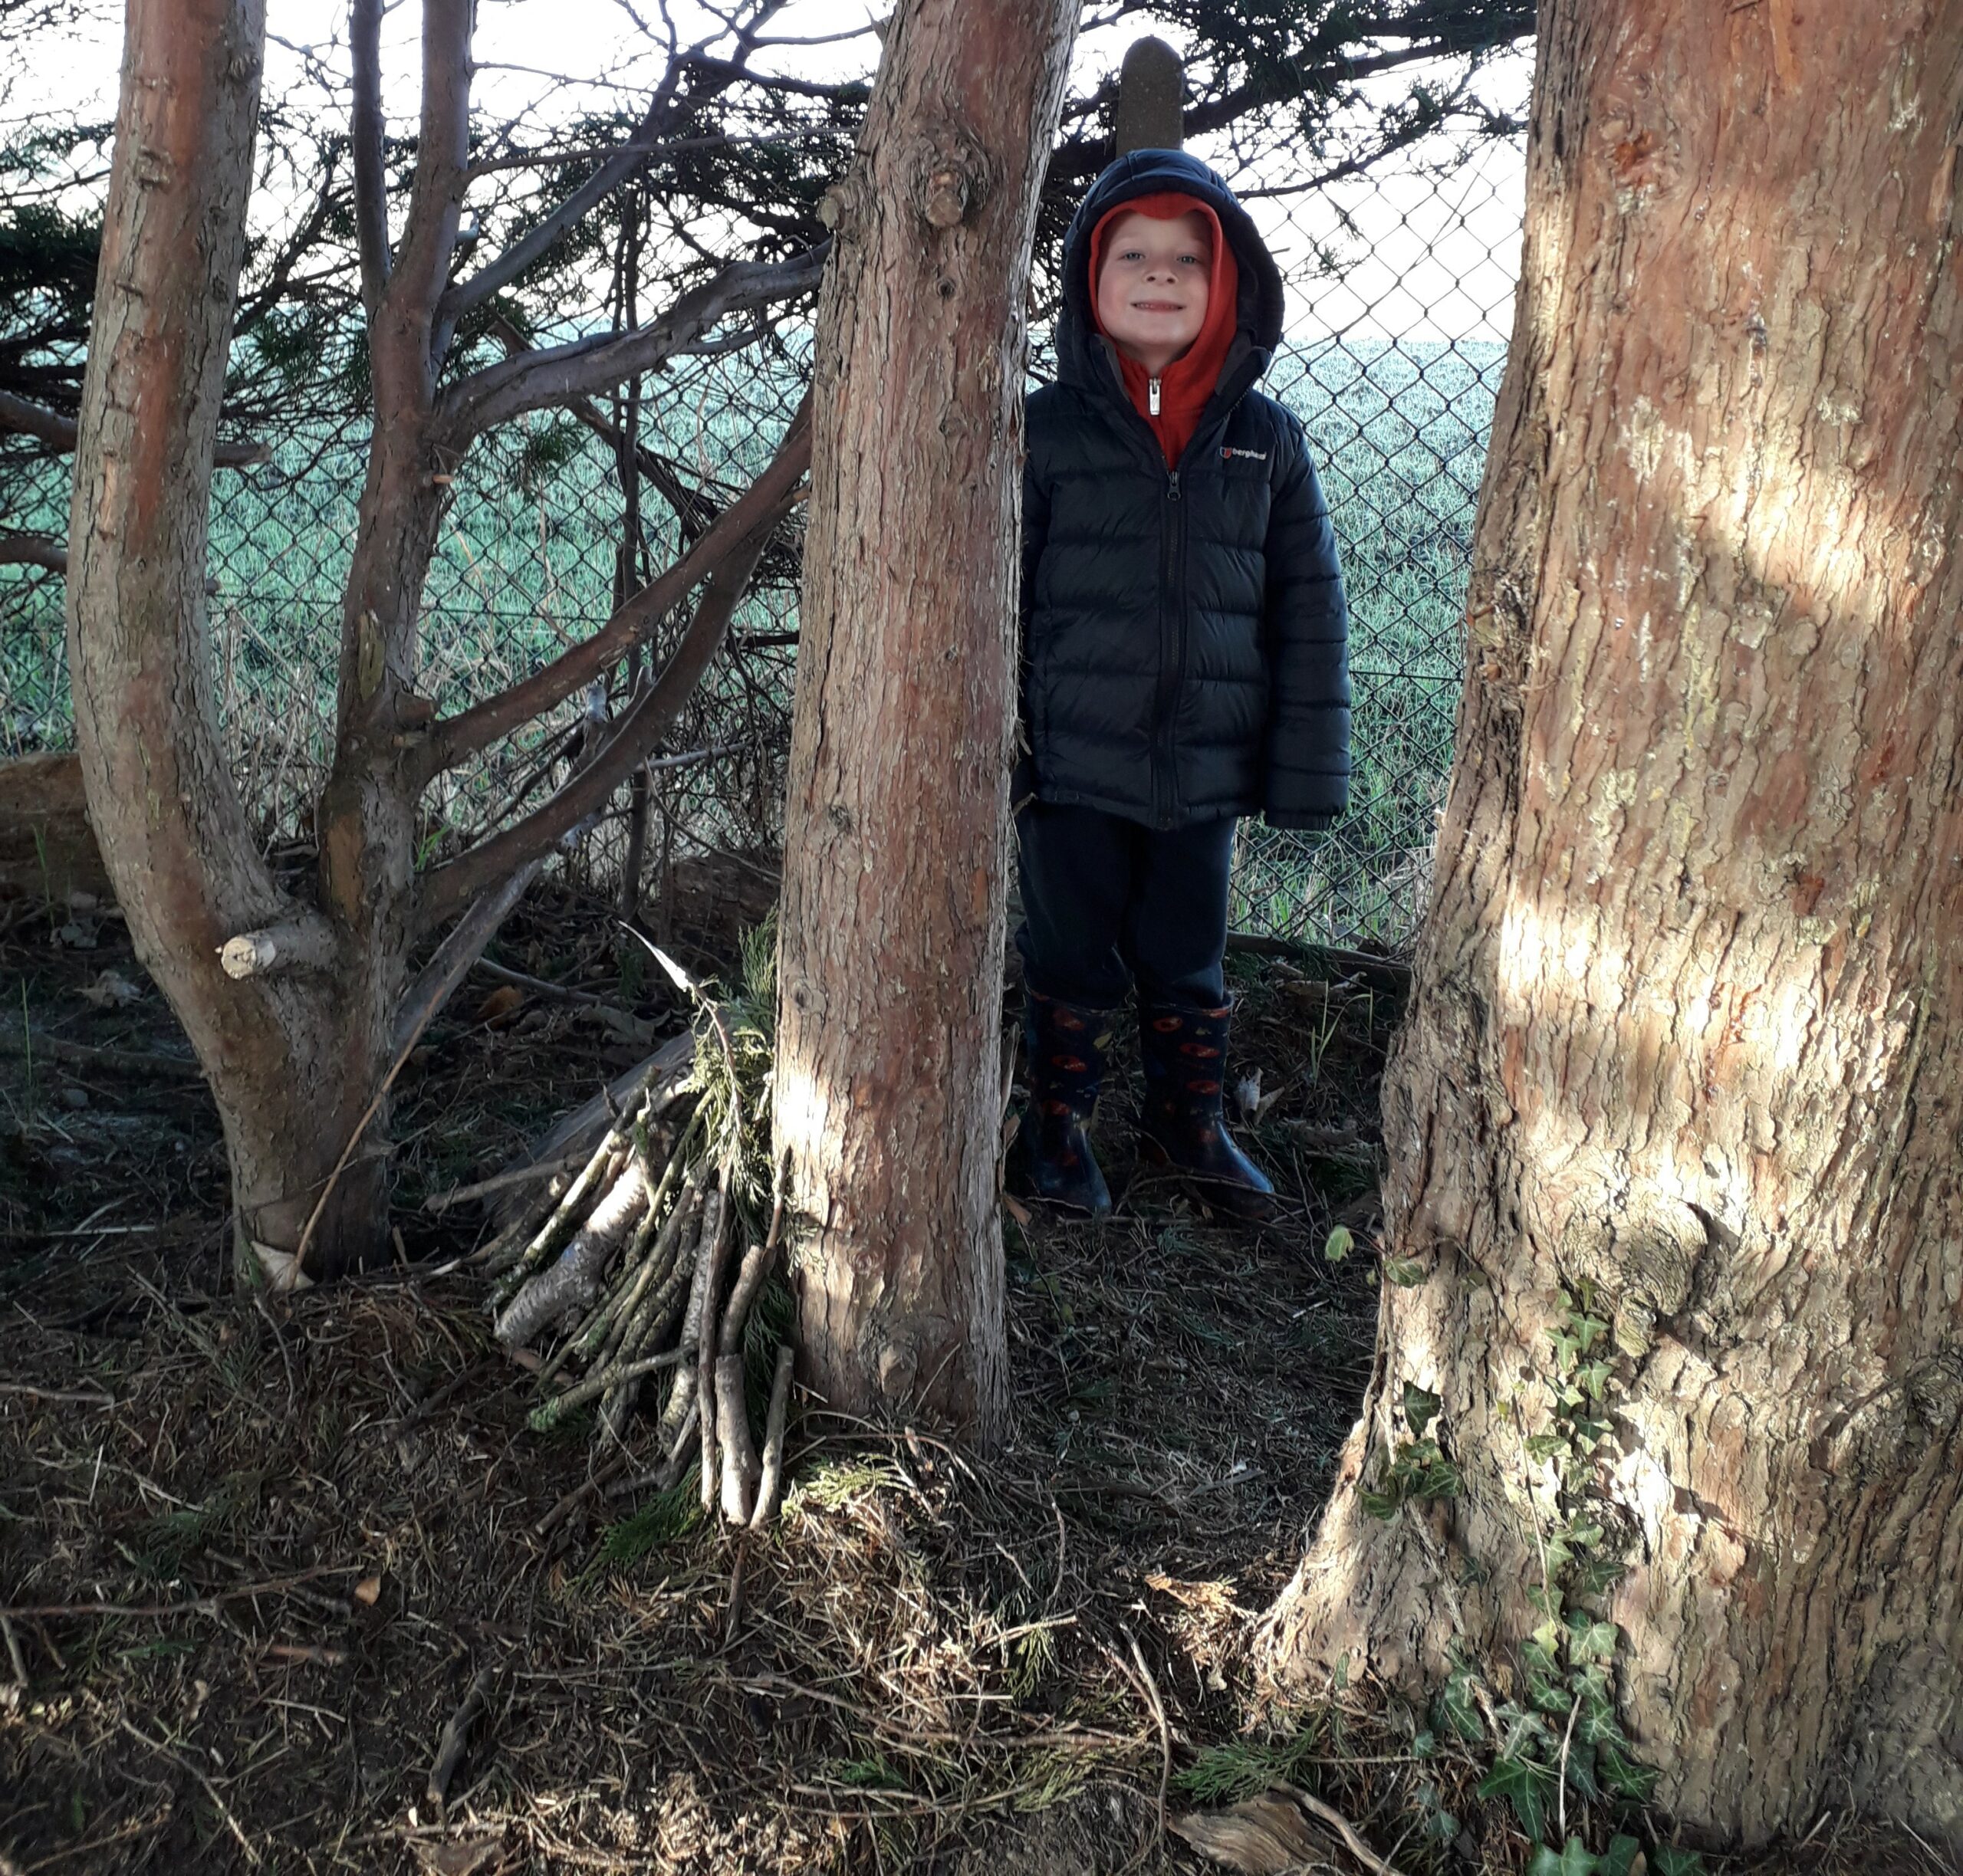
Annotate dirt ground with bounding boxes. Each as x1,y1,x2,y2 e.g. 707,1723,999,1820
0,877,1949,1876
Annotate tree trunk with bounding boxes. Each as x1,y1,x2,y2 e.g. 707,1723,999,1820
64,0,385,1275
1262,0,1963,1849
775,0,1079,1434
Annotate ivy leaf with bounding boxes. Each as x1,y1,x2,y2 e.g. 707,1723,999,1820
1438,1665,1486,1743
1360,1483,1404,1521
1527,1842,1601,1876
1524,1431,1569,1461
1477,1754,1557,1843
1522,1635,1563,1692
1560,1516,1605,1552
1600,1837,1643,1876
1596,1738,1660,1802
1386,1257,1429,1286
1403,1382,1442,1439
1652,1851,1708,1876
1570,1555,1629,1597
1323,1224,1354,1262
1567,1615,1619,1664
1411,1727,1438,1759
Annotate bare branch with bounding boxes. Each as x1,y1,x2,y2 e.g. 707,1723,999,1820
0,389,269,467
0,532,66,573
421,393,810,777
350,0,390,315
415,500,784,931
390,848,554,1060
434,245,824,444
488,314,719,540
439,71,682,327
233,146,343,340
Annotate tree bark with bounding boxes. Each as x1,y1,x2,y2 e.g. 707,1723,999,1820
64,0,386,1274
775,0,1079,1434
1262,0,1963,1849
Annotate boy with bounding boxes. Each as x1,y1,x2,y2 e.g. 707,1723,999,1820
1014,148,1350,1220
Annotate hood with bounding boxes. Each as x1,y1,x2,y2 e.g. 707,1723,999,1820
1056,148,1286,406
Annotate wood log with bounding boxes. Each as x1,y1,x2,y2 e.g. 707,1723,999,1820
0,754,110,906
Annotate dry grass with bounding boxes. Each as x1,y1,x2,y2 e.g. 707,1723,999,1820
0,884,1951,1876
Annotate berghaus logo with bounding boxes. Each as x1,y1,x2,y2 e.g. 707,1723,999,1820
1221,445,1268,462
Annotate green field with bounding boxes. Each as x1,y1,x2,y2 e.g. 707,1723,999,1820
0,336,1499,945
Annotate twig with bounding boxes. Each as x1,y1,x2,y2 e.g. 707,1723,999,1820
252,1290,298,1420
722,1533,749,1649
262,1642,348,1667
471,954,642,1016
0,1381,117,1408
2,1563,347,1620
715,1353,758,1523
748,1344,797,1530
1,1612,26,1702
0,1031,204,1079
1274,1782,1412,1876
1557,1690,1580,1840
528,1348,689,1430
717,1148,790,1356
534,1452,636,1537
424,1150,585,1215
1120,1623,1170,1845
426,1663,495,1816
119,1717,261,1865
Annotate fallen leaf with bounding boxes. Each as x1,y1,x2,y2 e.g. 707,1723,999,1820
1002,1192,1032,1227
413,1838,502,1876
1233,1071,1261,1121
475,985,524,1025
353,1574,383,1606
1170,1792,1342,1874
252,1242,314,1293
80,969,140,1008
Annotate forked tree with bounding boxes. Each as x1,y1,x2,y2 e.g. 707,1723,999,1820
66,0,818,1280
775,0,1079,1434
1261,0,1963,1847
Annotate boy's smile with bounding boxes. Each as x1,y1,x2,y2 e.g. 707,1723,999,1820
1096,209,1213,375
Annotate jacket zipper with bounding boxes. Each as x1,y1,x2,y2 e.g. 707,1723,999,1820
1151,464,1182,826
1148,376,1161,416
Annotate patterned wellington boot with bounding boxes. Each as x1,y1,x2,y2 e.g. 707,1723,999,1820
1137,1000,1277,1221
1012,988,1117,1218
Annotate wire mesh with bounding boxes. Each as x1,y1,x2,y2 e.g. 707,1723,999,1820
0,127,1522,948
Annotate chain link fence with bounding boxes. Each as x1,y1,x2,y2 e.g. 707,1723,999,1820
1,126,1522,948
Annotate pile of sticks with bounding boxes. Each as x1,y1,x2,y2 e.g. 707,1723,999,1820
481,962,794,1529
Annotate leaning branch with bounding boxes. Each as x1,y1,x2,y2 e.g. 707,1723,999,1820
433,247,825,445
488,314,722,541
419,393,810,777
414,503,785,931
438,72,682,328
0,390,269,468
0,532,66,573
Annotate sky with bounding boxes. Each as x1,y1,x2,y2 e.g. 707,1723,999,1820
16,0,1532,343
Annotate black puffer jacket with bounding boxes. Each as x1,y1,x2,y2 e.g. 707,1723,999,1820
1021,150,1350,831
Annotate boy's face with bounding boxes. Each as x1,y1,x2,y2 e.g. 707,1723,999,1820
1095,209,1212,375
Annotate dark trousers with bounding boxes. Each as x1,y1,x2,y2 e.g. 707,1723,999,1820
1014,801,1236,1010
